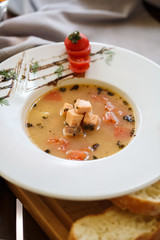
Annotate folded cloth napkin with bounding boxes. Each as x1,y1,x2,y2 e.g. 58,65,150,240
0,0,160,64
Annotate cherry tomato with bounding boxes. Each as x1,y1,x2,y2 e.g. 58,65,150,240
66,45,91,58
68,56,90,68
69,63,90,73
65,32,89,51
64,31,91,73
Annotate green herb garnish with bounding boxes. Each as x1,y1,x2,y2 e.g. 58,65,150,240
104,50,115,65
30,62,39,73
117,140,125,149
68,31,81,44
104,51,115,65
0,69,17,80
26,123,33,128
45,149,50,154
54,64,64,77
123,115,134,123
0,97,9,106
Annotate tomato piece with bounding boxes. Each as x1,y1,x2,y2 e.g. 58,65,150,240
68,56,90,68
80,146,92,153
103,112,119,125
114,126,131,140
69,63,90,73
66,45,91,58
66,150,89,160
91,95,108,103
65,32,89,51
105,101,115,111
47,137,69,151
44,91,62,101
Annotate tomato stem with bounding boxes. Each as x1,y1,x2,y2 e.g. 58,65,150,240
68,31,81,44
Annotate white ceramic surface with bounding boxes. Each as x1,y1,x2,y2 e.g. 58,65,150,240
0,42,160,200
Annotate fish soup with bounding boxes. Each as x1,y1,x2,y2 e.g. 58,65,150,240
26,82,135,160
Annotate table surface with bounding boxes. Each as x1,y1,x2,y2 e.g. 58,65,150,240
0,178,50,240
0,2,160,240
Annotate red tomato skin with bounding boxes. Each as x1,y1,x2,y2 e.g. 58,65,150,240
68,56,90,68
69,63,90,73
66,45,91,58
64,33,89,51
44,91,62,101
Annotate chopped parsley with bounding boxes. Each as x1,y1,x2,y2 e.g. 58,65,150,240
0,97,9,106
45,149,50,154
54,64,64,78
26,123,33,128
0,69,17,80
123,100,128,105
36,123,44,129
117,140,125,149
130,128,135,137
70,85,79,91
42,116,48,119
59,87,66,92
92,143,100,151
97,87,103,95
104,50,115,65
30,62,39,73
123,115,134,122
107,91,114,96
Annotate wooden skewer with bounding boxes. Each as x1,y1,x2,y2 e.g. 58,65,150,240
7,182,71,240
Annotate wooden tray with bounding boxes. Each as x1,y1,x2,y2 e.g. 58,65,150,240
7,181,111,240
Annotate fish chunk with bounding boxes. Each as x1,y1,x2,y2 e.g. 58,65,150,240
83,113,99,130
60,103,73,116
63,125,83,137
66,109,84,126
74,99,92,114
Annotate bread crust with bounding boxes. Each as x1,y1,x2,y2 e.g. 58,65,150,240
111,195,160,216
69,224,160,240
135,226,160,240
149,226,160,240
68,229,76,240
68,207,160,240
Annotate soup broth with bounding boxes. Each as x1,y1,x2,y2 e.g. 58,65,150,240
26,82,135,160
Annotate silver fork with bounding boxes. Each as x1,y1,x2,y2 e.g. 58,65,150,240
16,199,24,240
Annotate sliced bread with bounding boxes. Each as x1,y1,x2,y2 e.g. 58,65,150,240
68,206,160,240
112,180,160,216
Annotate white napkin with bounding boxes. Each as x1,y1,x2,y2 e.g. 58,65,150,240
0,0,159,64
